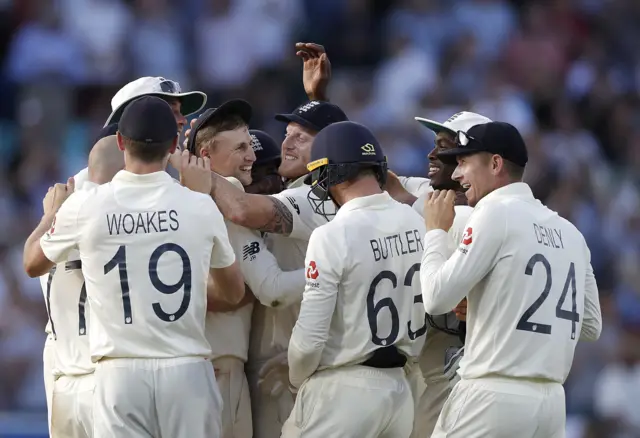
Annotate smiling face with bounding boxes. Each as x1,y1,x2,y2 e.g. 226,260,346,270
451,152,504,207
278,122,316,179
428,131,462,191
201,126,256,185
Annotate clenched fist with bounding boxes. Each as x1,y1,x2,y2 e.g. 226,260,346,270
43,177,75,216
424,189,456,232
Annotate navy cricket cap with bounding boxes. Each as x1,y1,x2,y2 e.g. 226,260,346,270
118,96,178,143
249,130,280,166
275,101,348,132
93,123,118,144
186,99,252,154
304,121,385,183
437,121,528,168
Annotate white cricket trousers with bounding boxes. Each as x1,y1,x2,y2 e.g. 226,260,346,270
50,373,94,438
246,360,295,438
432,376,566,438
414,329,464,437
43,335,55,436
212,356,252,438
93,357,222,438
281,365,414,438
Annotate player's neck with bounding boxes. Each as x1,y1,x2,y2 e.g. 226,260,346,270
333,180,383,205
124,161,167,175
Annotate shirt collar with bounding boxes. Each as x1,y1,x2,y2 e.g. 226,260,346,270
335,192,394,218
475,182,534,208
287,175,308,189
112,170,174,185
82,181,99,191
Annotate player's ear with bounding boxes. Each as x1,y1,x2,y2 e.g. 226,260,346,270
169,135,178,155
116,132,125,152
200,147,210,159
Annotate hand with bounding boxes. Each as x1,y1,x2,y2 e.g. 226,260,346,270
258,350,289,397
43,177,75,216
178,150,212,194
424,189,456,232
384,171,415,205
453,298,467,321
296,42,331,101
181,118,198,151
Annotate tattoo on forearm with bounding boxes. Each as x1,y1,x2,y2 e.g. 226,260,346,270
258,198,293,235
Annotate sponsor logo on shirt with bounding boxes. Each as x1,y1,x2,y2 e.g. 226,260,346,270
461,227,472,245
306,260,319,280
242,241,260,261
458,227,472,255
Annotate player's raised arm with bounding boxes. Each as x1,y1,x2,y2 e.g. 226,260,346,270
580,245,602,341
421,195,506,315
209,172,294,235
288,227,341,388
23,178,77,278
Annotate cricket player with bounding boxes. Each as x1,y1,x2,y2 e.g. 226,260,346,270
281,121,424,437
40,123,118,435
43,133,124,438
421,121,602,437
186,101,304,438
409,111,492,437
24,96,245,438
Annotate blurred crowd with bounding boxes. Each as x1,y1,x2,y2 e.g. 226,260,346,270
0,0,639,436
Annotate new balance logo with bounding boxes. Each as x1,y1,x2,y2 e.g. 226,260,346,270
286,197,300,215
242,242,260,261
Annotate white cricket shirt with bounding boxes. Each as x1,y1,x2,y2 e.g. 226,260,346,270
399,176,433,198
288,192,427,387
412,194,473,378
421,183,602,383
40,181,98,376
40,170,236,361
43,167,89,337
246,176,333,364
206,178,304,362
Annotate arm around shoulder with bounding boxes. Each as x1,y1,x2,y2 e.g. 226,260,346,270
210,172,294,235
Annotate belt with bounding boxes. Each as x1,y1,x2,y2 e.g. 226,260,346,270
361,346,407,369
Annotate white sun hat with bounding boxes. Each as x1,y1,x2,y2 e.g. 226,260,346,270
414,111,492,135
104,76,207,127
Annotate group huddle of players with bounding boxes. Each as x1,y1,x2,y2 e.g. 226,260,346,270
22,43,602,438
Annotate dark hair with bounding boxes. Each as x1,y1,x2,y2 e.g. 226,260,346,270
121,135,174,163
194,115,248,156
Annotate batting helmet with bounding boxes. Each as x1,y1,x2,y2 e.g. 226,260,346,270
304,121,387,220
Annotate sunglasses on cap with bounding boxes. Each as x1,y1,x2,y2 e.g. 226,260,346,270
455,130,482,148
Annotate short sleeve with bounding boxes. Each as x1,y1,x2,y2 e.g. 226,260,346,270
270,187,330,241
40,191,87,264
208,199,236,269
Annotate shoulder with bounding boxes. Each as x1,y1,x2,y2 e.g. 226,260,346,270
73,167,89,190
309,220,340,247
271,185,309,203
398,176,432,198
